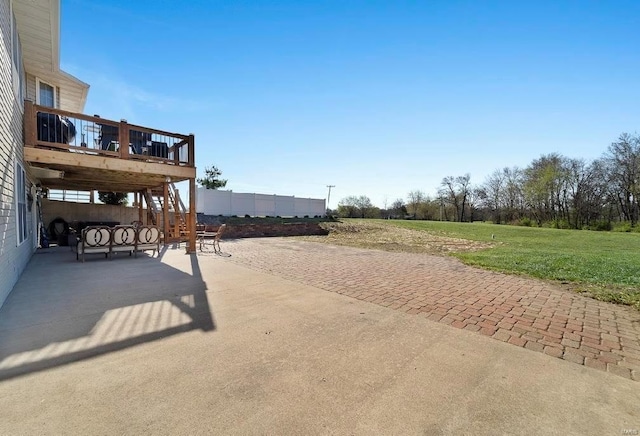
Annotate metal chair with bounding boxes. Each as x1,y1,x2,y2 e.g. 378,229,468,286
198,224,226,253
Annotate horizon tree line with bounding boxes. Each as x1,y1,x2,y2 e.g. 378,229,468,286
335,132,640,229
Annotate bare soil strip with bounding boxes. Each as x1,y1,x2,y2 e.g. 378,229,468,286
298,221,494,254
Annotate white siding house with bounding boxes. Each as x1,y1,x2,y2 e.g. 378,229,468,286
0,0,88,308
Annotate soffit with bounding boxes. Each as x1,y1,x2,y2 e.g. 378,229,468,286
13,0,89,112
13,0,58,77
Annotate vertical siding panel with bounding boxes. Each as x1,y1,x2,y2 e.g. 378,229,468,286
26,72,35,102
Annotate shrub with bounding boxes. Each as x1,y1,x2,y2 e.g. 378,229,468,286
588,220,613,231
550,219,571,230
517,217,533,227
612,222,634,233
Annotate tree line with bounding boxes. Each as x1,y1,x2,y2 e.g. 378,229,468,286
336,132,640,230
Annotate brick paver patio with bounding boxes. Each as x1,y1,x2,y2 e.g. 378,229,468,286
218,238,640,381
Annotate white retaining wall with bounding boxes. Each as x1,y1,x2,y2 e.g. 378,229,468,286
196,189,325,217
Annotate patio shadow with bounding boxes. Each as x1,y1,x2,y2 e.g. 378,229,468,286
0,246,214,381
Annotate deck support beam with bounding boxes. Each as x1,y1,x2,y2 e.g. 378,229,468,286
187,177,197,253
163,182,169,245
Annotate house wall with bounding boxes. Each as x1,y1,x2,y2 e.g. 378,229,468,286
26,71,34,101
0,0,35,308
196,188,326,217
42,199,147,229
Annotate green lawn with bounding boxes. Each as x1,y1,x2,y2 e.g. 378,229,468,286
384,220,640,309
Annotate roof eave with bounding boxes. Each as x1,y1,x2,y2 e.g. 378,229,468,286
13,0,89,113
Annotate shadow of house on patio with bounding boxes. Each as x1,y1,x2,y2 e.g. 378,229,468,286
0,246,214,381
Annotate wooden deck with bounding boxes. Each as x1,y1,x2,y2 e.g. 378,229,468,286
23,101,198,252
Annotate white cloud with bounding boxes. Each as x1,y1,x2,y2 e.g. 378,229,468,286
62,64,209,120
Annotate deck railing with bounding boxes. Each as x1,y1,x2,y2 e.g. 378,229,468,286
47,189,92,203
24,101,194,167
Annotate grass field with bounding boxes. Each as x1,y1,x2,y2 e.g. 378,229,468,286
318,219,640,310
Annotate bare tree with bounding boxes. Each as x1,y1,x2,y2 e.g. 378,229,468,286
456,174,472,222
501,166,525,222
481,169,506,223
604,133,640,226
391,199,406,218
438,176,458,221
406,190,425,219
439,174,471,222
466,186,484,222
564,158,610,228
588,159,616,225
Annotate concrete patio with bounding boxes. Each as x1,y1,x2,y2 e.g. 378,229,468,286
0,241,638,435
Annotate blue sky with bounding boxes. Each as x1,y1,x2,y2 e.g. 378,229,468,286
61,0,640,208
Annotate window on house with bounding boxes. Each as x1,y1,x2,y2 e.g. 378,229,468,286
10,4,25,104
16,162,28,245
38,80,56,108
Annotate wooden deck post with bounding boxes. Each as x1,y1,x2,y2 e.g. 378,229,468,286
163,182,170,244
187,133,196,253
188,177,197,253
24,100,37,147
174,144,181,165
138,191,144,223
118,120,129,159
188,134,195,166
173,188,180,240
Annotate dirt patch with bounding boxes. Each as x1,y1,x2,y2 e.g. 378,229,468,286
297,221,495,254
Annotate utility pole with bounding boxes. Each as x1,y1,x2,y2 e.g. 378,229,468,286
326,185,335,209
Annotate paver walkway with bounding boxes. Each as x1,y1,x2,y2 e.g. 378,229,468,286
219,238,640,380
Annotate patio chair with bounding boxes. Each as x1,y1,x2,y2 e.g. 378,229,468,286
198,224,226,253
77,226,111,262
111,225,136,257
135,225,160,257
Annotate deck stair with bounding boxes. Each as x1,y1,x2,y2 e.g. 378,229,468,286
143,183,189,242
